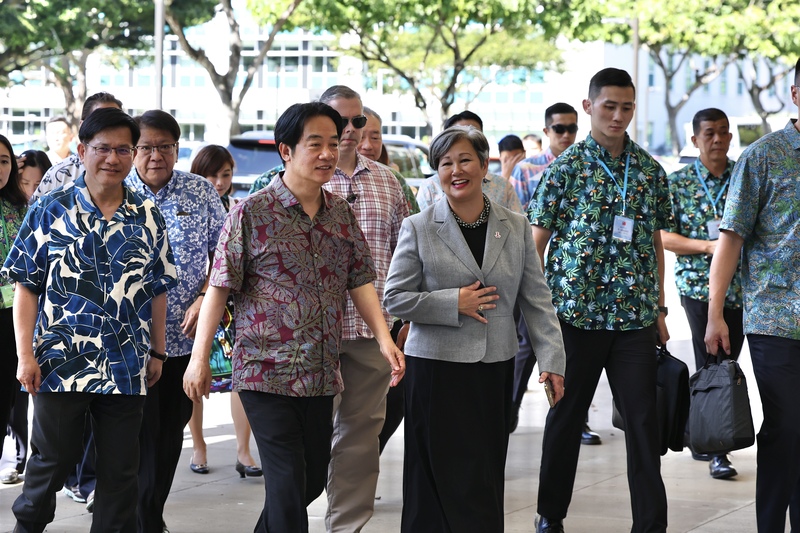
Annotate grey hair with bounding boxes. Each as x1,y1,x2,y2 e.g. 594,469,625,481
319,85,362,105
363,106,382,125
429,126,490,171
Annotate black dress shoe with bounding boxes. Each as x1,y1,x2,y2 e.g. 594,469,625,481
709,455,737,479
235,460,263,478
580,424,601,445
535,515,565,533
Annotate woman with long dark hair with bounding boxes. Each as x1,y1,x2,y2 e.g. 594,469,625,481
186,145,261,478
0,136,35,484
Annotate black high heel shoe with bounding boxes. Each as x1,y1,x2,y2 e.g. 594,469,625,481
235,460,263,478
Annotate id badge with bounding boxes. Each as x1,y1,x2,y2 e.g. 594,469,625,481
0,284,13,309
612,215,634,242
707,219,721,240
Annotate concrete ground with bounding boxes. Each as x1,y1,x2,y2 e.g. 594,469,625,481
0,254,789,532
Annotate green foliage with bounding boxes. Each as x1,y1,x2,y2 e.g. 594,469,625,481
249,0,567,124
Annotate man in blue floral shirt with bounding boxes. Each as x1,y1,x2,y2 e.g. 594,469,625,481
662,108,742,480
125,110,226,533
529,68,673,533
7,107,177,533
706,58,800,533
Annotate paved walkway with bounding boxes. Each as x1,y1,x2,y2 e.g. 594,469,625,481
0,254,788,531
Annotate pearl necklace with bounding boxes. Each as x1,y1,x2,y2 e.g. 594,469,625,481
451,194,490,229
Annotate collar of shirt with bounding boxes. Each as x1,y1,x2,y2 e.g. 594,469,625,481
73,174,140,223
127,168,178,199
695,158,735,181
584,133,633,163
334,152,371,180
786,119,800,150
269,172,334,212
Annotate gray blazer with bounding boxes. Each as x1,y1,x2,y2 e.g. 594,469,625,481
384,197,565,376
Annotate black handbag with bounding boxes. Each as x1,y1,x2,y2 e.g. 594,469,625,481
611,345,690,455
688,355,755,454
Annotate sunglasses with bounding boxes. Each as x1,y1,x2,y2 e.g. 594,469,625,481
342,115,367,129
549,123,579,134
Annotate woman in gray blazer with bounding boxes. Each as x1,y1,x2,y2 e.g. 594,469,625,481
384,126,566,532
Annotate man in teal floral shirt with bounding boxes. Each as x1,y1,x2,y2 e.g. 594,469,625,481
662,108,742,480
706,58,800,533
529,68,672,533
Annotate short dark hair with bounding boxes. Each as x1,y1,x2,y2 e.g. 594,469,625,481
794,57,800,86
19,150,52,172
319,85,362,105
523,133,541,143
81,92,123,121
692,108,729,135
274,102,344,161
429,126,490,170
443,110,483,131
0,135,29,207
588,68,636,101
544,103,578,126
498,134,524,153
79,107,140,146
191,145,235,179
134,110,181,142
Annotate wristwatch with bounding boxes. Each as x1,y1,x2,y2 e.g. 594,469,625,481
149,349,168,362
658,306,669,316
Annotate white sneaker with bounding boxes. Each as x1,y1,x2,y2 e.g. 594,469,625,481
0,468,19,484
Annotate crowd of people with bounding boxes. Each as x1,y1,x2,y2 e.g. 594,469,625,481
1,59,800,533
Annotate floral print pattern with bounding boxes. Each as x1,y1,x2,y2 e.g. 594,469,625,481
211,175,376,397
721,120,800,339
667,159,742,308
528,134,675,330
125,169,226,356
2,176,177,394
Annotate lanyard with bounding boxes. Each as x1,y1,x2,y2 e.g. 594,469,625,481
694,160,729,218
596,153,631,215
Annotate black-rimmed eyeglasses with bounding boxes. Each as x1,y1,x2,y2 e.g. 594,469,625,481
135,143,178,155
342,115,367,129
549,124,579,134
84,143,135,158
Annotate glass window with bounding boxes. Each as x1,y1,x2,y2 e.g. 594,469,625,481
513,91,526,103
496,92,508,104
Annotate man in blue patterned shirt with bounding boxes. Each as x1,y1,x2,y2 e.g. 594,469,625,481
530,68,672,533
124,110,227,533
706,58,800,533
6,107,177,533
662,108,742,479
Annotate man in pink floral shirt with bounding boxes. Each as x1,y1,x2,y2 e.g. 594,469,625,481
184,102,404,533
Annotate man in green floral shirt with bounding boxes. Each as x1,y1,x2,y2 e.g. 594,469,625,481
706,58,800,533
662,108,742,480
529,68,673,533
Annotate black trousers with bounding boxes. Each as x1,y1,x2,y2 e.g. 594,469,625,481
0,307,18,433
63,414,97,498
538,322,667,533
12,392,146,533
402,356,514,533
137,355,193,533
680,296,744,371
7,389,29,473
239,390,334,533
748,334,800,533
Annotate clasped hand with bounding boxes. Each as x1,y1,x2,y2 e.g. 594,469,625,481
458,280,499,324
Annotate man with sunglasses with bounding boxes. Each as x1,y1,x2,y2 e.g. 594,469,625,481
124,110,226,533
510,102,579,210
7,107,177,533
316,85,409,533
